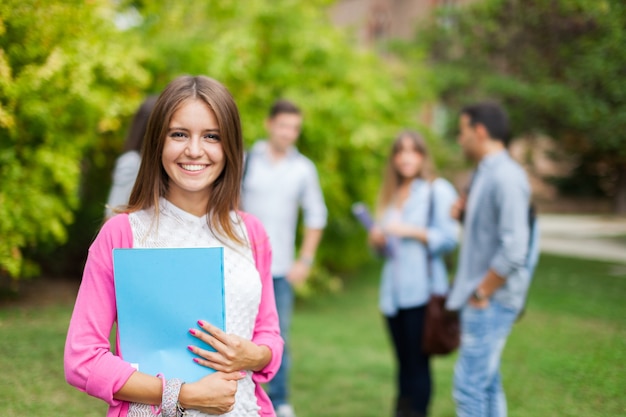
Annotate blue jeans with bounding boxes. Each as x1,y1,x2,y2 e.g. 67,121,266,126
268,276,293,408
453,300,518,417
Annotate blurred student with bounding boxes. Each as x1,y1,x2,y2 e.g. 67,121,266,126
369,131,459,417
65,75,283,417
104,95,157,218
241,99,327,417
446,102,532,417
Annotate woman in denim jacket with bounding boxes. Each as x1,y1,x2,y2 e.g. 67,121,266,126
369,131,459,417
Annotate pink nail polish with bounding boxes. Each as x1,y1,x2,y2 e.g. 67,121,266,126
193,358,200,363
197,320,204,326
187,345,193,351
189,329,197,336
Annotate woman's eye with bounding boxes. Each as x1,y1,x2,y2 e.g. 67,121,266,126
204,134,221,142
170,131,187,139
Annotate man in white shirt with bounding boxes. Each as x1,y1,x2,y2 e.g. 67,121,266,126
241,100,327,417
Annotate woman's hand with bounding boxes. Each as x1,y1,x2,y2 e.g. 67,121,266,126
368,225,387,249
178,371,244,414
189,321,271,373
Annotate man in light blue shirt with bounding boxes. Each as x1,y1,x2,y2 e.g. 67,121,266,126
446,102,531,417
242,100,327,417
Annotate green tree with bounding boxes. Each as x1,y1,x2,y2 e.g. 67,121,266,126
0,0,149,280
416,0,626,212
2,0,441,289
119,0,438,279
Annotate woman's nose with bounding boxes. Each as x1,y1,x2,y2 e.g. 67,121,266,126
185,137,202,157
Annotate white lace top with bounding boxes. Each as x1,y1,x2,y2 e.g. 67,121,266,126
127,198,262,417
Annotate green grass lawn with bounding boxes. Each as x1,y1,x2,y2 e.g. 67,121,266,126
1,253,624,416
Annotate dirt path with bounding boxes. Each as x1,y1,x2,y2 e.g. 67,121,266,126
538,214,626,264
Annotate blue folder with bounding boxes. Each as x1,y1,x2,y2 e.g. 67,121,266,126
113,247,225,381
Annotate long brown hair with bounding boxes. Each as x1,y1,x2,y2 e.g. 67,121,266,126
375,130,436,217
126,75,245,245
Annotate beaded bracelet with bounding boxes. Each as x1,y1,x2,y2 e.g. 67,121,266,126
162,378,185,417
176,400,187,416
151,373,165,415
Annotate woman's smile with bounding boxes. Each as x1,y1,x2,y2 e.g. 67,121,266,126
179,163,209,172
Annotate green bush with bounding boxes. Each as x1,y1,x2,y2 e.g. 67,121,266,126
0,0,150,280
414,0,626,211
126,0,439,276
2,1,447,288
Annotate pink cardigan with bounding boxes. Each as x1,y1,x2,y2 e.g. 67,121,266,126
64,212,283,417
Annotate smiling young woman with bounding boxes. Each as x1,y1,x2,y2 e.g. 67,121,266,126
64,75,283,417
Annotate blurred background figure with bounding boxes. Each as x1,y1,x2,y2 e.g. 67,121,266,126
446,102,532,417
369,131,458,417
105,95,158,219
241,99,328,417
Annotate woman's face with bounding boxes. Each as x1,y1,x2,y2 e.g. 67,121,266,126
161,99,226,210
393,136,424,180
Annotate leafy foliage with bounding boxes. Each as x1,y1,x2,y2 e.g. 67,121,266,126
125,0,437,274
0,0,149,279
415,0,626,210
1,0,440,284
